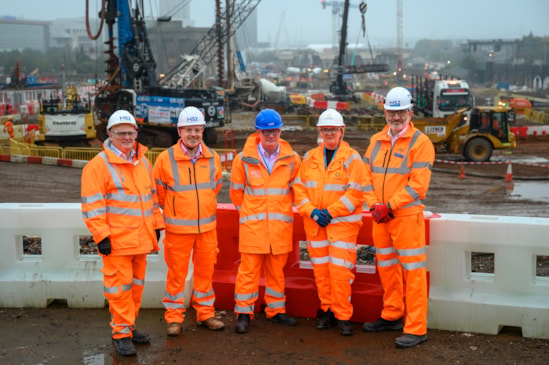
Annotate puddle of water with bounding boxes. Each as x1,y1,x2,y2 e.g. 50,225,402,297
508,181,549,203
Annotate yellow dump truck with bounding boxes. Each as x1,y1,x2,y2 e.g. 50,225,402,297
413,106,516,162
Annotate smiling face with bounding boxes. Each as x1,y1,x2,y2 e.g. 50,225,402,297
318,126,343,149
108,124,137,154
178,125,204,149
384,109,413,135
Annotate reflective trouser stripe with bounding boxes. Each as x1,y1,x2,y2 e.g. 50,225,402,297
307,229,358,321
372,212,428,336
102,254,147,339
234,252,289,319
163,229,219,323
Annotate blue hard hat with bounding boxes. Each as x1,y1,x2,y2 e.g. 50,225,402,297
255,109,283,130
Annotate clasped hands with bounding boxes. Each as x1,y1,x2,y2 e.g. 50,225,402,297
370,204,394,224
311,208,332,228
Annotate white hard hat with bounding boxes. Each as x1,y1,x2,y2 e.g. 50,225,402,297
107,110,137,130
178,106,205,127
317,109,345,127
384,87,413,110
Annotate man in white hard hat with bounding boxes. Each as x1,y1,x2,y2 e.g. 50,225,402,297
153,106,225,337
362,87,435,348
81,110,165,356
294,108,365,336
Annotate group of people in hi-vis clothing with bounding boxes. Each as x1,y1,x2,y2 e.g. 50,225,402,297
81,86,435,357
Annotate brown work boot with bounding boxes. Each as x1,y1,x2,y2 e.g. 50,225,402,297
197,317,225,331
166,322,182,337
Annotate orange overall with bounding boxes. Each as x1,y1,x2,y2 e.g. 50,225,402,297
153,141,223,323
81,140,164,340
230,133,301,318
294,141,365,320
363,122,435,335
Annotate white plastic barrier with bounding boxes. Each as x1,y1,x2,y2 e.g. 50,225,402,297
0,203,192,309
428,214,549,340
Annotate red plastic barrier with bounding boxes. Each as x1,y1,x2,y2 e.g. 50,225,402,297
510,126,528,137
213,203,436,323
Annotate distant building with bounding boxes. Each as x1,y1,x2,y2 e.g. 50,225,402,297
0,17,51,52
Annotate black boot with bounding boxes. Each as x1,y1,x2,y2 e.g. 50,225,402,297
338,320,353,336
316,309,336,330
113,337,137,356
234,313,250,334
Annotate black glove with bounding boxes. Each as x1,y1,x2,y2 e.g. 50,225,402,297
97,237,111,256
155,229,161,241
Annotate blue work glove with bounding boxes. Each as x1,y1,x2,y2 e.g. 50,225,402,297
312,208,330,227
97,237,111,256
321,209,332,221
155,229,161,241
371,204,394,224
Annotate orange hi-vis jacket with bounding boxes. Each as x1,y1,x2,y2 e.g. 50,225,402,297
81,140,165,255
153,140,223,234
363,122,435,216
294,141,365,239
230,133,301,254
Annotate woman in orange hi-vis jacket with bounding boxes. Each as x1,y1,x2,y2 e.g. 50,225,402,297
230,109,301,334
362,87,435,349
153,107,225,337
81,110,165,357
293,109,365,337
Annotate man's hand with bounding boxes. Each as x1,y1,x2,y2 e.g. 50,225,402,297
97,237,111,256
155,229,161,241
371,204,394,224
311,208,331,228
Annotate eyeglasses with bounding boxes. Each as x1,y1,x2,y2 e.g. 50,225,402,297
179,127,204,134
260,129,281,136
385,110,411,118
110,130,137,138
319,127,340,134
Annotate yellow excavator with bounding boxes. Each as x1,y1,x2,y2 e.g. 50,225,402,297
413,106,516,162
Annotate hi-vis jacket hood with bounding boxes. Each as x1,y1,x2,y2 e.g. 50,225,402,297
81,139,165,255
230,133,301,254
153,140,223,234
294,140,365,239
363,122,435,217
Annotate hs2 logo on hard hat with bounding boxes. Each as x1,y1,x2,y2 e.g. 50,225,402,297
389,100,401,107
187,116,200,122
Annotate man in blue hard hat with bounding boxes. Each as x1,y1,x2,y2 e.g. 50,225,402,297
230,108,302,334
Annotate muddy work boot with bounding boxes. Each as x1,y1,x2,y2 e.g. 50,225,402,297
197,317,225,331
395,333,428,348
316,309,337,330
338,320,353,336
113,337,137,356
166,322,182,337
268,313,297,326
131,329,150,344
362,317,403,333
234,313,250,334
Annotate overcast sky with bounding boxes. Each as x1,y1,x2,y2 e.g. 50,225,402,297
2,0,548,48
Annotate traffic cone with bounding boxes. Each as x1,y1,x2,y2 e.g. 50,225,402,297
458,162,466,179
505,162,513,182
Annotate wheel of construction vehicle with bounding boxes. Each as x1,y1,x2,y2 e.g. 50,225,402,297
203,128,218,146
464,138,492,162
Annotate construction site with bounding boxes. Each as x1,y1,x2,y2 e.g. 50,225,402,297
1,0,549,364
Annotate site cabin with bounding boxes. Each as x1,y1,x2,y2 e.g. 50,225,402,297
413,106,516,162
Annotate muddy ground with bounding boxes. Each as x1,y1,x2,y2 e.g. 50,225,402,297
1,130,549,364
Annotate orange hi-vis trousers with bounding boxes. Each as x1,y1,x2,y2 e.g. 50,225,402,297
372,212,428,335
101,254,147,340
234,252,289,319
162,229,218,323
307,228,358,321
